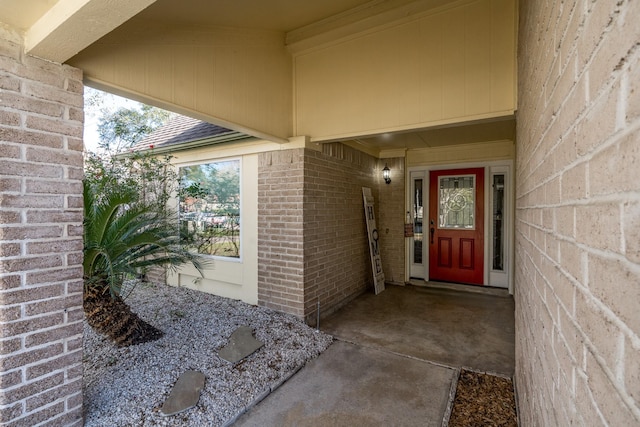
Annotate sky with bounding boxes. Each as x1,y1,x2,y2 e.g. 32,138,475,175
83,87,145,153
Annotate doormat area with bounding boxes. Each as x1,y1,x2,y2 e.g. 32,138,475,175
447,369,518,426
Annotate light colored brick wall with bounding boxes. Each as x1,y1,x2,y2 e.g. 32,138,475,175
515,1,640,425
303,144,379,322
258,149,306,317
377,157,405,285
258,144,394,322
0,26,84,426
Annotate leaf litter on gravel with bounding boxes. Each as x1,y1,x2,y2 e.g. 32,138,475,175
449,369,518,426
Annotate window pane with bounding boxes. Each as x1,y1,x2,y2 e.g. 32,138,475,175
438,175,475,229
179,160,240,258
413,179,423,264
492,174,505,271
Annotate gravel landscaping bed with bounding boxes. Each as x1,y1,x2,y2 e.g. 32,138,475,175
83,281,333,426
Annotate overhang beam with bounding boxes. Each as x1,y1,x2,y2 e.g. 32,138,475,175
25,0,156,63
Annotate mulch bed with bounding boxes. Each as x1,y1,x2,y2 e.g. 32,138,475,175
448,369,518,426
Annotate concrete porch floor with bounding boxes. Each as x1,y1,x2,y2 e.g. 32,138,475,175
233,283,515,426
322,282,515,376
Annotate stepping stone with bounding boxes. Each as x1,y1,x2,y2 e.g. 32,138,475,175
218,326,264,363
160,370,206,416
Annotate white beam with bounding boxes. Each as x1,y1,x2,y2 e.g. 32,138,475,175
26,0,156,63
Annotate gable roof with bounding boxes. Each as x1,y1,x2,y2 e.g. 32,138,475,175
131,115,251,153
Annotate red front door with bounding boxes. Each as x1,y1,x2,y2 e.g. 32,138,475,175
429,168,484,285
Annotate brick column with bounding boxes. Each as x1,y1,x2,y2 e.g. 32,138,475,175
257,144,387,323
0,26,84,426
516,1,640,425
377,157,405,285
257,149,306,317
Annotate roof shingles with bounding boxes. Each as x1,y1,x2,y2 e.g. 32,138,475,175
131,115,244,152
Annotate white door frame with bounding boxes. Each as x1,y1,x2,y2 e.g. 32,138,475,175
405,160,514,293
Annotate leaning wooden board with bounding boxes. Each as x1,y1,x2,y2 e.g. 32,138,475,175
362,187,385,295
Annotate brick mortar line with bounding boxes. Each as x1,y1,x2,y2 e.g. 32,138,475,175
515,190,640,209
516,228,640,346
517,217,640,275
516,96,640,196
517,32,638,176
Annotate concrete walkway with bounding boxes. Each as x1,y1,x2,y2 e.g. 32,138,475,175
234,341,455,426
234,284,515,426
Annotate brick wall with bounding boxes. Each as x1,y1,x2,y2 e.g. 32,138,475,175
258,149,306,317
0,26,84,426
377,157,405,285
303,144,379,322
258,144,394,322
515,1,640,425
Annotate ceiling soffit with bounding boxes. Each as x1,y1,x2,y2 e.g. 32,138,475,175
78,0,465,53
0,0,58,31
134,0,371,31
342,116,516,154
1,0,467,51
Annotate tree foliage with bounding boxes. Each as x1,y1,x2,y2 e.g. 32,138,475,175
97,104,172,153
85,87,173,154
82,170,205,346
83,179,204,298
84,151,178,213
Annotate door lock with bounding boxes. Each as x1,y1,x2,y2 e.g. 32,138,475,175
430,219,435,244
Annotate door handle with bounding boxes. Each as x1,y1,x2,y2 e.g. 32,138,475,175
430,227,435,244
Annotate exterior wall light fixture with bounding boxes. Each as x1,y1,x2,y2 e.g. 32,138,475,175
382,164,391,184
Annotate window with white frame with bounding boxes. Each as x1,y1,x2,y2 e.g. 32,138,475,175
178,159,240,258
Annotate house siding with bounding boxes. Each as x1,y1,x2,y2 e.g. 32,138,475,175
515,1,640,425
0,27,84,426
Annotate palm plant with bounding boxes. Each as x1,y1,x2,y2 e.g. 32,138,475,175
83,180,204,346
